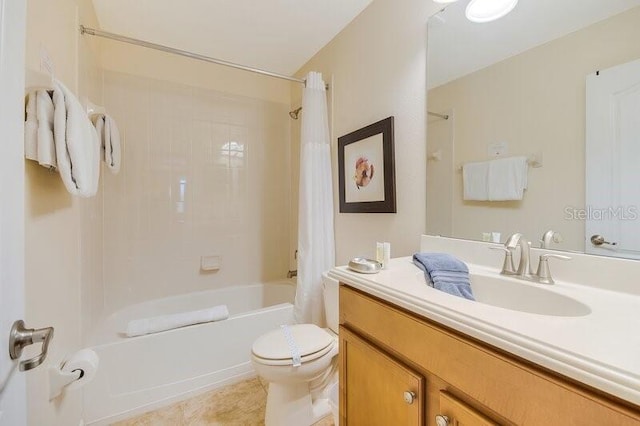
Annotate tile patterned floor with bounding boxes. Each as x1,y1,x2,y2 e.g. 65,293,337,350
113,377,335,426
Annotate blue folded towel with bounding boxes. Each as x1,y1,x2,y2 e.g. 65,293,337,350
413,253,475,301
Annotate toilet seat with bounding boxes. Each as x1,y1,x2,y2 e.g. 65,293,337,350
252,324,336,366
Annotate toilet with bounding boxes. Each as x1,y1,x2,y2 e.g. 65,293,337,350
251,273,339,426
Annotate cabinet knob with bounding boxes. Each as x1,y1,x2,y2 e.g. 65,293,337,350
435,414,450,426
403,391,416,404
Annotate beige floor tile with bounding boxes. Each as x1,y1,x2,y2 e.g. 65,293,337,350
182,378,266,426
313,415,335,426
113,402,185,426
113,377,276,425
257,376,269,393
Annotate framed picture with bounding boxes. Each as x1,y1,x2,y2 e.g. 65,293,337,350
338,116,396,213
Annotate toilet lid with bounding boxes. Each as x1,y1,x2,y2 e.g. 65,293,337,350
252,324,334,363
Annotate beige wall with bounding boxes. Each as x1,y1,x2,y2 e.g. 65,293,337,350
24,0,103,424
293,0,442,265
101,71,291,314
427,7,640,251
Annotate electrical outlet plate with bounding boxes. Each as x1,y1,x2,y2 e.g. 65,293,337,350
488,141,508,158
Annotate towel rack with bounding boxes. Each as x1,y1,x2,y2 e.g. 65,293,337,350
84,98,106,117
25,71,106,120
456,154,542,171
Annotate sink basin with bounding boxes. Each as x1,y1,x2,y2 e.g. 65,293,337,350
416,272,591,317
469,274,591,317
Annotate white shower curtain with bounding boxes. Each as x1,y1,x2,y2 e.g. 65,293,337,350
294,71,335,325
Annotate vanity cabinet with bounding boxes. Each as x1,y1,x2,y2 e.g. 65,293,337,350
339,284,640,425
340,327,424,425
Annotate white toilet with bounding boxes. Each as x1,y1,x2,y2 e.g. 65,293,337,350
251,273,339,426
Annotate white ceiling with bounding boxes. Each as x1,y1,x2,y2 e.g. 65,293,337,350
91,0,373,76
428,0,640,89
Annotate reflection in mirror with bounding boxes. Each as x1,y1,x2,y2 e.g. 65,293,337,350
426,0,640,259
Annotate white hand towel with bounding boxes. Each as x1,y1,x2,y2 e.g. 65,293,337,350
24,91,38,160
36,89,56,169
487,156,528,201
463,161,490,201
52,79,101,197
125,305,229,337
93,114,121,174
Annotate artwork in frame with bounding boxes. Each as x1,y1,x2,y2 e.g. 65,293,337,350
338,116,396,213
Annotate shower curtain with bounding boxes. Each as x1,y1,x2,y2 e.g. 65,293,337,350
294,71,335,325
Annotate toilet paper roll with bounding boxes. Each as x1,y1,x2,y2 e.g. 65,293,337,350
61,348,99,390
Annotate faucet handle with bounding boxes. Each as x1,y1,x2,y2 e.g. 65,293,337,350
504,233,523,249
540,230,563,248
489,246,516,274
536,253,571,284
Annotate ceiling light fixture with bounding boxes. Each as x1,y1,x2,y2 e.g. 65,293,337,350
465,0,519,23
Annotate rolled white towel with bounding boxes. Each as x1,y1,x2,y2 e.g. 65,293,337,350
125,305,230,337
36,89,56,169
24,91,38,160
93,113,121,174
52,79,100,197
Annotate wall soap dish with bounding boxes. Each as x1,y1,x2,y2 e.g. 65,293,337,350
348,258,382,274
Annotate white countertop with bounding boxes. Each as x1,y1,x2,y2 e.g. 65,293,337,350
329,256,640,406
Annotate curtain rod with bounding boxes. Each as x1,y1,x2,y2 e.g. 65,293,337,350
79,25,307,85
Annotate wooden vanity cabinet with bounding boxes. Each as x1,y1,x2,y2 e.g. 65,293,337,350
339,327,425,425
339,284,640,425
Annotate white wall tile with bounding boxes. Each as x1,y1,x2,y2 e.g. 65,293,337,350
102,71,291,313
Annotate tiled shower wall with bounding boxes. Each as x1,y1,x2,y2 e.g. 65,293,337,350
102,71,291,314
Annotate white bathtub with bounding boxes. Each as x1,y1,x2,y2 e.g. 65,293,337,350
83,281,295,425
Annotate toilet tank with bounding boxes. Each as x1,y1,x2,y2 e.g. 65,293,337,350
322,273,339,333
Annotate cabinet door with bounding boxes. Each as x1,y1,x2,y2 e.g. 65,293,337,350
437,391,498,426
340,326,424,426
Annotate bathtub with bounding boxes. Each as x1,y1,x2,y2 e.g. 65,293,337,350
83,280,295,425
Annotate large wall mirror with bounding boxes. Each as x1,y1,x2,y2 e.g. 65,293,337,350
426,0,640,260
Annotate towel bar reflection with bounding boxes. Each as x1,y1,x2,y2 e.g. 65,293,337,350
457,154,542,171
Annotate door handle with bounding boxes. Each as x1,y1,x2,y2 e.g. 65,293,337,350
590,234,617,247
9,320,54,371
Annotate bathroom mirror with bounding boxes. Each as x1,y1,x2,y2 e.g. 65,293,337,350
426,0,640,259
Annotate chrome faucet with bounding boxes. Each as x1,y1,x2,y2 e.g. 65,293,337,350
491,233,571,284
504,233,535,278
